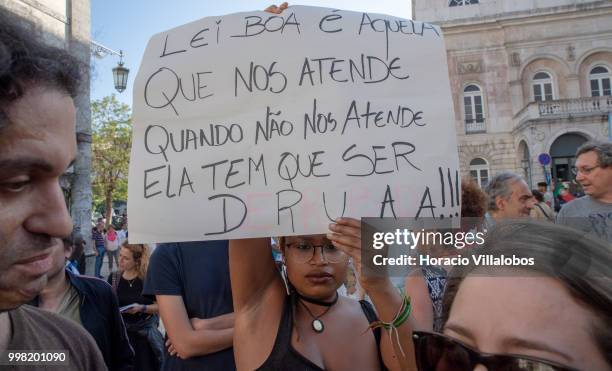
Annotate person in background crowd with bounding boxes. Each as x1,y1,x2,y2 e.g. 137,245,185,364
0,11,106,370
404,262,446,333
143,240,235,371
271,237,282,263
483,172,535,226
230,218,415,371
557,140,612,244
460,178,487,232
552,178,563,212
418,221,612,371
405,179,487,333
558,184,575,205
337,265,361,300
110,242,163,371
530,190,555,222
64,236,80,275
537,181,554,207
67,231,87,275
32,237,135,371
117,222,128,247
106,225,120,272
93,218,107,278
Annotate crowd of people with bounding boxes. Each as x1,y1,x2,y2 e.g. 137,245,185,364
1,3,611,371
92,219,128,279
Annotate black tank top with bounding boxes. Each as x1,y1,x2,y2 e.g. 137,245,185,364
256,294,386,371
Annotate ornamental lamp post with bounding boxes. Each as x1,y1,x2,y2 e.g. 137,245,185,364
112,51,129,93
91,41,130,94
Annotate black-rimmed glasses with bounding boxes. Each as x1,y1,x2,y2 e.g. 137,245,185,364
286,241,346,264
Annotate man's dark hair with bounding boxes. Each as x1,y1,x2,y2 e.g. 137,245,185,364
576,140,612,169
0,11,82,131
537,182,547,188
531,189,544,203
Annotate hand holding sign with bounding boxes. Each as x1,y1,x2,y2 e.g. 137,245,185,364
264,2,288,14
327,217,390,291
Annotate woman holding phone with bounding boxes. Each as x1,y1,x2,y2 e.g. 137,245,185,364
109,242,164,371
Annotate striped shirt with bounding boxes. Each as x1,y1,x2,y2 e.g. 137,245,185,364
92,229,105,249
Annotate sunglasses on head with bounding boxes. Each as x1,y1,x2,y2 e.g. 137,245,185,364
413,331,579,371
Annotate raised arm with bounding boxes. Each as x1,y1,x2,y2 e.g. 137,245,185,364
229,0,291,309
229,238,283,311
328,218,417,371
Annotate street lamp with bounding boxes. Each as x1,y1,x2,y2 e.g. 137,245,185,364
112,51,129,93
91,41,130,93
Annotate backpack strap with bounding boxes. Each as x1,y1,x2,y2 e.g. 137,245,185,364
111,271,120,294
536,203,553,221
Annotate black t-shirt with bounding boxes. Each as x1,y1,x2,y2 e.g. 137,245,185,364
143,240,235,371
110,275,154,325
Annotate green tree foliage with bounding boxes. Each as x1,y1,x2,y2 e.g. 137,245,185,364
91,95,132,228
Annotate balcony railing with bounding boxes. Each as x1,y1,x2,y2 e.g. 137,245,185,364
539,96,612,116
465,118,486,134
514,96,612,127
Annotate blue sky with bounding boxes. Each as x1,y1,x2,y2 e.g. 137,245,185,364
91,1,413,107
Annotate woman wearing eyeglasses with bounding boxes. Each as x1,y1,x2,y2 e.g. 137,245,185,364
414,220,611,371
229,217,416,371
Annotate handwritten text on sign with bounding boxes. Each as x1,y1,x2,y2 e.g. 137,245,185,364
128,6,460,243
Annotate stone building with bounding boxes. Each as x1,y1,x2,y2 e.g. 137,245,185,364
1,0,93,239
413,0,612,189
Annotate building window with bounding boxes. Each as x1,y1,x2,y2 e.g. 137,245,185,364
469,158,489,188
463,84,485,133
449,0,479,6
532,72,554,102
589,66,611,97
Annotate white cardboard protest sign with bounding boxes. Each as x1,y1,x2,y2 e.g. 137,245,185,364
128,6,460,243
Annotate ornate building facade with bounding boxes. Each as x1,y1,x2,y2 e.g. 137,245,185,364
414,0,612,188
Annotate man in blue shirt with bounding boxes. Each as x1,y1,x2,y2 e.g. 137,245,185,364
92,218,106,278
143,240,235,371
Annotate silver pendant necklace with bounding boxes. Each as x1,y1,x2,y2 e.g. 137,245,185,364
297,292,339,334
123,272,137,287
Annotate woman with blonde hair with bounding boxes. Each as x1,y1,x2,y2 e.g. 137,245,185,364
109,242,164,370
